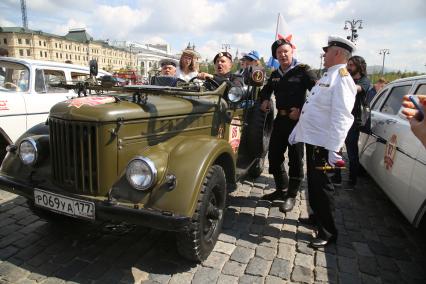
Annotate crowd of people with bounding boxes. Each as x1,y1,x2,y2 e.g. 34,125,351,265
149,35,426,248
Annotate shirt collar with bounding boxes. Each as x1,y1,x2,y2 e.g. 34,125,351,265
278,58,298,76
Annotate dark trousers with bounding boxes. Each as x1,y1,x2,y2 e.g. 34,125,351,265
268,116,304,197
334,123,360,183
306,144,338,240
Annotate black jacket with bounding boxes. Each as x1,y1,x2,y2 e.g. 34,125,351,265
260,64,317,111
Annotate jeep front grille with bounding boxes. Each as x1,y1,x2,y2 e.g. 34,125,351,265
49,118,99,195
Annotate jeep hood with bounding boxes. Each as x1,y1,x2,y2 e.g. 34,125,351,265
49,93,221,122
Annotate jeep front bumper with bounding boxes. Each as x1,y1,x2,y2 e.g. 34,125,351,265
0,175,192,232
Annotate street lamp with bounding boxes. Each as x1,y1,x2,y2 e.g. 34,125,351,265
318,53,324,77
343,19,363,42
221,43,231,52
379,49,390,75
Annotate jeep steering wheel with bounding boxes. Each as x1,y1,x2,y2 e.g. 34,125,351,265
191,76,220,91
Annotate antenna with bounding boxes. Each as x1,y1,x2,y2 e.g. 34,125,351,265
20,0,28,29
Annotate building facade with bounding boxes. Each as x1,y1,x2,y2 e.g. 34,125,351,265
0,27,137,72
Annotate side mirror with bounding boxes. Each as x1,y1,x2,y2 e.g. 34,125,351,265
89,59,98,77
244,66,265,87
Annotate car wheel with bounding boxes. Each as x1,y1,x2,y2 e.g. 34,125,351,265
176,165,226,262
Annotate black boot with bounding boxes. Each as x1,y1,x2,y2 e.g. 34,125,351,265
261,173,288,201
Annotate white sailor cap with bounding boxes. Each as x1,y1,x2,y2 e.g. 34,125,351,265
322,35,356,53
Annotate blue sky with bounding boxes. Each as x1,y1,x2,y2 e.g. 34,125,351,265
1,0,425,73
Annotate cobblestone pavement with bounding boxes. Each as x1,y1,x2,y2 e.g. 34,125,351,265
0,167,425,284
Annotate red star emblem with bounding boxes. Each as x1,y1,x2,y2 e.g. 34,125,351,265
67,96,115,108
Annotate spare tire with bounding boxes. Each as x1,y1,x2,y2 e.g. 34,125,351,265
244,102,274,159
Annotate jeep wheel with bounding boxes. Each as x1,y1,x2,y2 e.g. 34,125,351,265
176,165,226,262
245,102,274,158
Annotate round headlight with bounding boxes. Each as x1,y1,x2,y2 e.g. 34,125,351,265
126,157,157,191
228,86,244,103
19,138,37,165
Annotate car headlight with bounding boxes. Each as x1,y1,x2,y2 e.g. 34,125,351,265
126,157,157,191
19,138,38,165
228,86,244,103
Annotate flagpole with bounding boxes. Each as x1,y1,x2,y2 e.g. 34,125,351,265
274,13,280,40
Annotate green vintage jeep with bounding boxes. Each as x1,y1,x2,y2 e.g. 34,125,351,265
0,66,273,261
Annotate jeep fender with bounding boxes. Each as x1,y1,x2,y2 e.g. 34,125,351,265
141,135,235,217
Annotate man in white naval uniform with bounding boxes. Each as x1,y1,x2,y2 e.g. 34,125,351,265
289,35,357,248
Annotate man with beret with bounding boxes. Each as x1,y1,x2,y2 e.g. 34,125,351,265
259,38,317,214
198,51,243,88
159,58,178,76
288,35,357,248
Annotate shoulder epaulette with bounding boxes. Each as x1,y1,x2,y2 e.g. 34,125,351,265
339,67,349,77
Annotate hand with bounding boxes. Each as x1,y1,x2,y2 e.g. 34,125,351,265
288,107,300,120
197,72,213,80
402,95,426,148
328,151,345,167
260,100,271,112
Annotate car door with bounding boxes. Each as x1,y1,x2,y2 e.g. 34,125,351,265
407,81,426,225
0,61,29,144
362,82,417,218
24,67,75,131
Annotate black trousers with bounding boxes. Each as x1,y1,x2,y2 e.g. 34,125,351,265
268,116,304,197
306,144,338,240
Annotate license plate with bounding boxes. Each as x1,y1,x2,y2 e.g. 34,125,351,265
34,189,95,220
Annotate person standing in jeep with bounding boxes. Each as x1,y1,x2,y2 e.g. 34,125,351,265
259,38,317,212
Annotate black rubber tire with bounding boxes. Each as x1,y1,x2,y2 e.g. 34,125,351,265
176,165,227,262
245,102,274,159
248,157,265,179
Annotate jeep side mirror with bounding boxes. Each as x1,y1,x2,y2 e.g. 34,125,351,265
89,59,98,77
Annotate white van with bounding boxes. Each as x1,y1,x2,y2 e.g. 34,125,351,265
0,57,110,161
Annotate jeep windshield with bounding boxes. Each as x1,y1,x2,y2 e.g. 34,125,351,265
0,60,30,92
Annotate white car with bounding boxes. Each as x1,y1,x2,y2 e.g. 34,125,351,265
0,57,110,162
358,74,426,228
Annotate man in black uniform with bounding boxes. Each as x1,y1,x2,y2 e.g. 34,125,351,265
260,38,317,212
331,55,371,189
198,51,243,89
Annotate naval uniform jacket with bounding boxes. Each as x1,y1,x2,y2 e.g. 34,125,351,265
260,63,317,111
290,63,357,152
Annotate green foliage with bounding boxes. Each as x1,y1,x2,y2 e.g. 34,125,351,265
369,71,425,84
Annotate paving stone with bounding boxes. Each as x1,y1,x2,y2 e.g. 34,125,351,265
202,251,229,270
294,253,313,268
222,260,246,277
338,271,361,284
230,246,254,264
367,241,390,257
245,257,272,277
217,274,238,284
238,274,264,284
297,241,314,255
337,246,357,258
352,242,374,257
395,260,426,280
277,242,295,261
255,245,276,261
358,256,379,276
338,255,358,275
192,267,220,284
259,236,278,249
39,277,66,284
279,230,296,245
27,272,47,282
0,262,29,283
315,266,337,283
291,265,312,283
235,234,259,249
54,259,90,279
15,279,37,284
218,231,237,244
315,251,337,270
264,275,286,284
360,273,382,284
376,255,399,272
0,246,19,259
213,241,236,255
168,272,193,284
269,258,291,280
